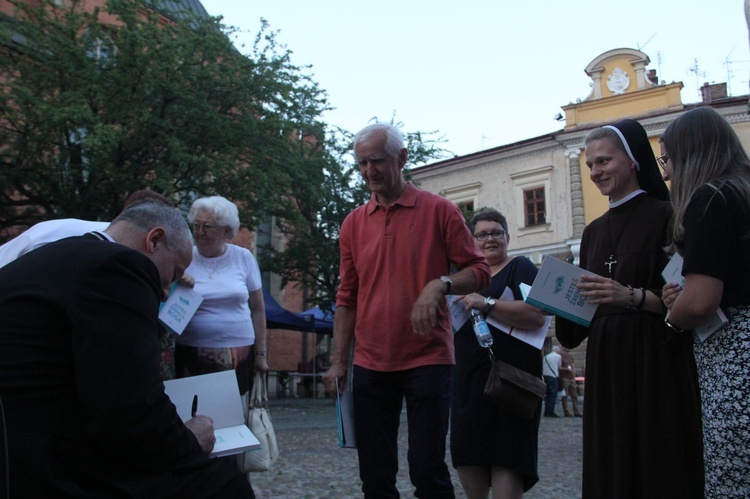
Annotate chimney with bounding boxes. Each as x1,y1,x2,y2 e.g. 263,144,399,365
701,82,728,103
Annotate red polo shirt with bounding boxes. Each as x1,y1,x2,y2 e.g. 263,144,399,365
337,183,489,371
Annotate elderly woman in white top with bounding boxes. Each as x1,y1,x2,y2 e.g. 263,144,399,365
175,196,268,394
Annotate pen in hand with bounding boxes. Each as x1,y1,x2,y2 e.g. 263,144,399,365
191,394,198,418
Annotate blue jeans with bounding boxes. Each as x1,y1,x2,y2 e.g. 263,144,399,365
352,364,455,499
543,375,559,415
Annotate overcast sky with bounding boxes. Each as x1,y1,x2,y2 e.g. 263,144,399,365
200,0,750,158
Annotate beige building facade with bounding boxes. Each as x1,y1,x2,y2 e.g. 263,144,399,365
413,48,750,268
412,48,750,364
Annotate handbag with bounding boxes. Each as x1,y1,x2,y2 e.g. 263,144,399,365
237,372,279,472
484,349,546,420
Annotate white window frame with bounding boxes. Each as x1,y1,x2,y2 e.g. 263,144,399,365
439,182,481,212
511,166,552,234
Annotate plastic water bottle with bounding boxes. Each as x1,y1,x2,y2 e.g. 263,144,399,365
471,309,493,348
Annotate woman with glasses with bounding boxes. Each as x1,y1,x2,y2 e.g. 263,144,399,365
660,107,750,497
555,119,703,498
175,196,268,397
450,208,546,498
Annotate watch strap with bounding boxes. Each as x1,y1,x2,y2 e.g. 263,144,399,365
483,296,495,314
439,276,452,295
664,314,689,334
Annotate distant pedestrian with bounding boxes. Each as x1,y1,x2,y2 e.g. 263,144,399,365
542,346,562,417
559,347,582,417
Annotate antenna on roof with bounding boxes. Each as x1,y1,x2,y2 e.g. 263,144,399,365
637,33,657,52
724,47,735,95
688,59,708,98
657,51,663,84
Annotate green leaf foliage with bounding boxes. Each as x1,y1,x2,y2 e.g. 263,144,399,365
0,0,329,230
0,0,450,312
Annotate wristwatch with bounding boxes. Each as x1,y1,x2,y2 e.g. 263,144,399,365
484,296,496,313
439,276,452,295
664,314,689,334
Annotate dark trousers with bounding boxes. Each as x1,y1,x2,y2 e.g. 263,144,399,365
352,364,455,499
543,375,559,415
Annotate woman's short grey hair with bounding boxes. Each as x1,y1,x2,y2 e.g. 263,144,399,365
188,196,241,239
353,123,405,161
112,202,192,254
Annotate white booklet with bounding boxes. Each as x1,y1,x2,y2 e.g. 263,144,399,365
163,370,260,458
662,253,728,342
158,283,203,335
524,256,599,327
448,287,550,350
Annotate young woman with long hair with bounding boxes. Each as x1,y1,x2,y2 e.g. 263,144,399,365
661,106,750,497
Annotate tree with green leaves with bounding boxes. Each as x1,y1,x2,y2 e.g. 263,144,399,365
0,0,451,312
0,0,328,234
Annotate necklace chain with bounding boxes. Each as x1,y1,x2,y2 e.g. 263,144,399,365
197,248,231,279
605,197,641,278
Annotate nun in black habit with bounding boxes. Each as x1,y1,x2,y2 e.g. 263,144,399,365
556,119,704,498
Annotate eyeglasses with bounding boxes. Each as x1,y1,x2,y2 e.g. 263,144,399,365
656,154,669,171
474,229,507,241
191,222,220,232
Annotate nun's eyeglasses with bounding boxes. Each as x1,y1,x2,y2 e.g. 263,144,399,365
656,154,669,171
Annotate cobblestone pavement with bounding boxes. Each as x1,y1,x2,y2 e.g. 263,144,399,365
249,397,582,499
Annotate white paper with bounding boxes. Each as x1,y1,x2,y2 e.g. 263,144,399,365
519,282,531,301
448,295,470,333
661,252,685,286
163,370,260,457
486,286,550,350
448,286,550,349
158,283,203,335
211,425,260,458
662,253,728,342
693,308,728,343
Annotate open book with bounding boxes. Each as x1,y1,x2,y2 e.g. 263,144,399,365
164,370,260,458
524,256,599,327
662,252,727,343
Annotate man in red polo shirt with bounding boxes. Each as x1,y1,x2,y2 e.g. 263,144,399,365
323,123,490,498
